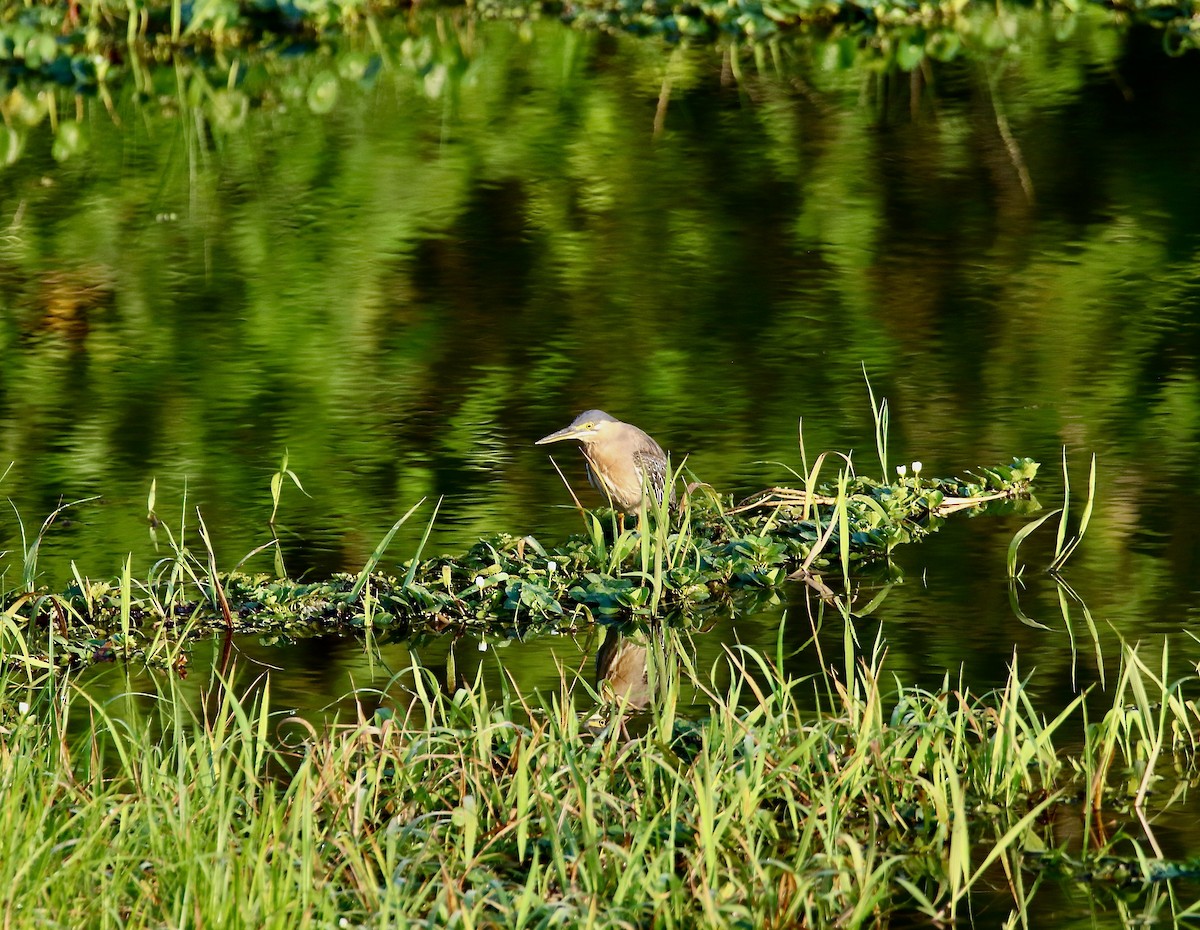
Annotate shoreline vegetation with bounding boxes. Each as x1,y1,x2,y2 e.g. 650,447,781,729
2,0,1196,170
1,458,1038,670
1,0,1197,101
4,1,1200,921
1,0,1197,53
1,618,1198,925
10,447,1197,923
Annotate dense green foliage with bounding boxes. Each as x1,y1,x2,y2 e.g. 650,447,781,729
1,0,1198,167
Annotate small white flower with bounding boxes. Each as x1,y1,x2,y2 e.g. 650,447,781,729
474,575,486,588
478,639,488,652
912,461,923,476
546,560,557,574
18,702,30,716
896,465,907,478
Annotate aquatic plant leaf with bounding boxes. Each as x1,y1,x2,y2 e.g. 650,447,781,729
1006,508,1061,578
404,497,443,590
307,71,340,114
504,579,563,616
1007,578,1051,630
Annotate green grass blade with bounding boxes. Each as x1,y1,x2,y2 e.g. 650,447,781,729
862,363,889,481
1077,453,1097,540
1006,576,1051,630
1051,452,1097,573
346,498,426,602
404,496,443,590
1054,446,1070,559
1006,508,1061,578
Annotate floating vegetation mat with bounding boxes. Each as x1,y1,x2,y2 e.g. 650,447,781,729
1,458,1038,670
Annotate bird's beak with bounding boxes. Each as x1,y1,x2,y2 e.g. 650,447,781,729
535,425,583,445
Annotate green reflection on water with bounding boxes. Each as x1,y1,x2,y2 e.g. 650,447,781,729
1,15,1200,727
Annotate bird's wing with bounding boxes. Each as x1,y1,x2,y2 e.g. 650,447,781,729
633,445,669,505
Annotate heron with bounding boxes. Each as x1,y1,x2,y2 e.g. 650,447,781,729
535,410,671,517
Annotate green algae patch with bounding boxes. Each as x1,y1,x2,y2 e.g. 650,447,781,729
1,458,1037,670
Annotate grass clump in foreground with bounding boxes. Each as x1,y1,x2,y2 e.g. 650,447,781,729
2,625,1199,927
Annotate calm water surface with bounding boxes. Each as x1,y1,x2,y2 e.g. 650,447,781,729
3,10,1200,922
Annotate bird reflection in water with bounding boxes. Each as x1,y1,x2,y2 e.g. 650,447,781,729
594,626,650,711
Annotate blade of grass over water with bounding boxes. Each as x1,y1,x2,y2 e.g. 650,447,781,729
1007,450,1096,583
798,416,809,480
1007,577,1052,630
1054,446,1071,561
863,363,889,482
268,448,309,527
403,496,443,589
345,497,427,602
836,467,851,590
10,496,99,594
1006,508,1061,579
196,509,234,629
1051,452,1097,573
1054,573,1106,689
120,554,132,656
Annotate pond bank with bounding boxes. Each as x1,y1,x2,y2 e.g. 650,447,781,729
1,622,1196,927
